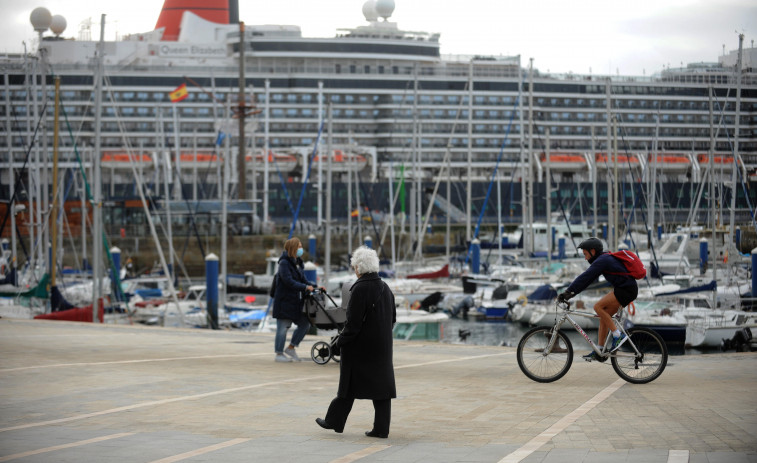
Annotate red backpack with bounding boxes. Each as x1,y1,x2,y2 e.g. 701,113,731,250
609,250,647,280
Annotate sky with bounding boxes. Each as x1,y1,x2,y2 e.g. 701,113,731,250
1,0,755,76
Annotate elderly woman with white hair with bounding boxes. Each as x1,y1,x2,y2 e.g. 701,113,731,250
316,246,396,438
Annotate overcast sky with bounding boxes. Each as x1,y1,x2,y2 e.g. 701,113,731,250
2,0,755,76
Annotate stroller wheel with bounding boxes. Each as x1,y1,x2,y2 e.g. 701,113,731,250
311,341,332,365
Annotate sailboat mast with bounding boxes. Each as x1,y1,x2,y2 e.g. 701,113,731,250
237,22,246,200
727,34,744,286
51,77,60,288
92,14,105,321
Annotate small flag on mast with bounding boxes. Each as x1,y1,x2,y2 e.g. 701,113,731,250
169,83,188,102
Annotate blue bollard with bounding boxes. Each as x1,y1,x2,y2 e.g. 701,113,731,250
558,236,565,260
471,239,481,274
205,253,219,330
110,247,121,277
551,227,556,253
736,227,741,252
699,238,708,275
364,235,373,249
602,224,608,240
304,262,317,287
657,224,663,241
308,234,317,262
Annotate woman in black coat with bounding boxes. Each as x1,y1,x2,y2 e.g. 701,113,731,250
316,246,396,438
272,237,317,363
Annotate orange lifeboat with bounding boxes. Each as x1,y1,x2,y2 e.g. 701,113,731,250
101,152,153,169
312,149,368,172
245,150,298,173
595,153,639,164
539,152,587,171
179,153,219,165
648,153,690,173
697,154,738,165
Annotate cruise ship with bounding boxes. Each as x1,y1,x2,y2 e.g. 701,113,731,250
2,0,756,238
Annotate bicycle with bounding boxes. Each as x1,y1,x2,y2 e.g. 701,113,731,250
516,300,668,384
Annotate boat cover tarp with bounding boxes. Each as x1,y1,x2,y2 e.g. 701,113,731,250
407,264,449,280
655,280,717,297
0,273,50,299
34,299,104,323
51,285,77,312
0,268,17,286
527,284,557,302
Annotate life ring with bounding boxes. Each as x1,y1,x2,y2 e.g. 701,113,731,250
517,294,528,306
627,301,636,316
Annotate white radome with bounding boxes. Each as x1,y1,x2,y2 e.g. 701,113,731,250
30,7,52,32
362,0,378,21
50,15,67,36
374,0,395,19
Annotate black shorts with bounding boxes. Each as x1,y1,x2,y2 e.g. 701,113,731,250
614,285,638,307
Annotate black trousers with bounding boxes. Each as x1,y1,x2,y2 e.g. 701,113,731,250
324,397,391,434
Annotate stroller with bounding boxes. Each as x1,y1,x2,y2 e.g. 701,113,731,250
304,289,347,365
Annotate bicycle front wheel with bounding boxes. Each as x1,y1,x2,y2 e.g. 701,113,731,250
517,327,574,383
611,327,668,384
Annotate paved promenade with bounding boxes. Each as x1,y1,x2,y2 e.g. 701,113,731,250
0,318,755,463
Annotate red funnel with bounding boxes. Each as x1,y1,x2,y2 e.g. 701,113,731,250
155,0,230,41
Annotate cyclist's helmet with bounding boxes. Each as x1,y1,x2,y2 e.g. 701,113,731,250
577,237,603,254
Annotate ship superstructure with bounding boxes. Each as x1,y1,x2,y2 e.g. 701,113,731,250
2,0,756,224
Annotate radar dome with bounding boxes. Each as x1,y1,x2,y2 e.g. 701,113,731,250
374,0,395,20
30,7,52,32
362,0,378,21
50,15,67,36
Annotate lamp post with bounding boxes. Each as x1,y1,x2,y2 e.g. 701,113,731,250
30,7,52,279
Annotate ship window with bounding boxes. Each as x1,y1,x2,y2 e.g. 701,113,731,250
378,65,384,74
349,65,356,73
335,64,341,73
364,65,370,73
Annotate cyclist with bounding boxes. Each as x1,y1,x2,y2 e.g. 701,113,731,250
557,237,638,360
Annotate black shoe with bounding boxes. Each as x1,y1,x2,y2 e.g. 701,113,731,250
316,418,343,433
365,430,388,438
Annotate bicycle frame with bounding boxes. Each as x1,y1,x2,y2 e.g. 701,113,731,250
546,302,640,359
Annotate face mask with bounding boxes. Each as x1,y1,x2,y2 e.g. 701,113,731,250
296,248,304,257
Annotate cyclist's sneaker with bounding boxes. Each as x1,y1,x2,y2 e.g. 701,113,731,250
610,333,627,351
582,351,600,362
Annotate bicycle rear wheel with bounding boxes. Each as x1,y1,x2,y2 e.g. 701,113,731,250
611,327,668,384
517,327,573,383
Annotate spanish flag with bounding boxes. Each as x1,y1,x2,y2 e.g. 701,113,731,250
169,83,188,103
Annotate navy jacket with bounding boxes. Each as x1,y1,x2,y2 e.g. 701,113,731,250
566,252,638,295
272,252,315,320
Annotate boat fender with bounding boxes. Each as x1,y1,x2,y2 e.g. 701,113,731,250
517,294,528,306
627,301,636,316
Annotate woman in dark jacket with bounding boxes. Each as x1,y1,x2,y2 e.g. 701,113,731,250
316,246,396,438
272,237,317,363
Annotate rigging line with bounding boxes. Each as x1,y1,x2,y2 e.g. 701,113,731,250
713,101,757,233
59,81,129,308
0,101,47,244
288,119,326,239
412,79,470,260
465,87,522,265
270,151,296,218
99,76,184,324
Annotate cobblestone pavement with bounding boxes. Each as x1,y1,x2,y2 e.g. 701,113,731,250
0,319,755,462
